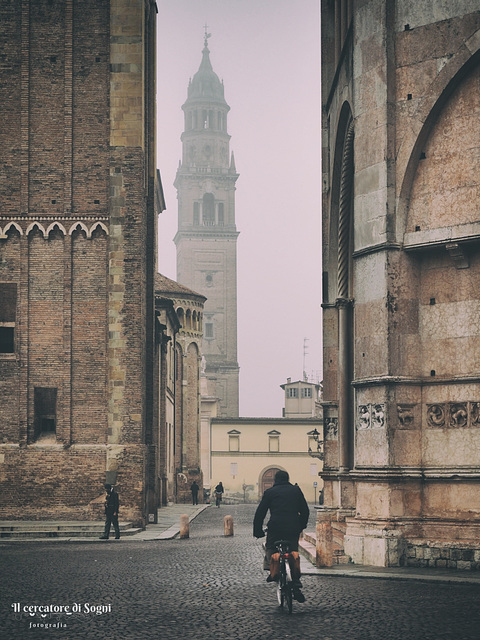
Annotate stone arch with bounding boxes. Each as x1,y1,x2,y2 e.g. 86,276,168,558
405,59,480,237
90,221,109,237
46,222,67,238
26,222,47,238
2,222,23,237
397,41,480,236
69,222,89,237
326,101,354,303
176,307,185,329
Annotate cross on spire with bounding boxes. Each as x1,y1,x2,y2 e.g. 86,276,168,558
204,23,211,48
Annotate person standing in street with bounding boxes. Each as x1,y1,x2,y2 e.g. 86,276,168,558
253,470,309,602
191,480,199,505
99,483,120,540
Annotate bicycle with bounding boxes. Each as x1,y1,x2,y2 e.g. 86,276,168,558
273,539,294,614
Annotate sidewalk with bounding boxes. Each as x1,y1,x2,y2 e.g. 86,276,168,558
135,503,208,540
302,562,480,584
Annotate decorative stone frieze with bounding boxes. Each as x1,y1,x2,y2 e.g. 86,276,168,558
356,404,385,430
427,402,480,428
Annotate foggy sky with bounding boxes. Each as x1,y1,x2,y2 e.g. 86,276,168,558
156,0,322,417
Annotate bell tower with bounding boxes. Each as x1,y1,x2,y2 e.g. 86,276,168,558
174,31,239,417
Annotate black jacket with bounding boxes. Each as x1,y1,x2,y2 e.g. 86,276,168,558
105,489,119,514
253,480,309,538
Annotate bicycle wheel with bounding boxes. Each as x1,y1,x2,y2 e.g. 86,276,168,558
277,564,286,608
285,584,293,614
276,581,283,607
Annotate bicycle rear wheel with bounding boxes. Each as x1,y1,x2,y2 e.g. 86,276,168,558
276,581,283,607
285,584,293,614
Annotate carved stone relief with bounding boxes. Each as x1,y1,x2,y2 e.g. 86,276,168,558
325,417,338,440
356,403,385,430
427,402,480,428
397,404,415,427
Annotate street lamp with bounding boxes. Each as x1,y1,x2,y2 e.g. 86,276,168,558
308,427,324,460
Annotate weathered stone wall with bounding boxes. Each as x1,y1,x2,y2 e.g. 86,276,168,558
321,1,480,567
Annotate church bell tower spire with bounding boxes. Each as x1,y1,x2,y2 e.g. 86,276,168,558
174,33,240,418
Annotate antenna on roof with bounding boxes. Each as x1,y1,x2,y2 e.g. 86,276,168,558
303,337,309,381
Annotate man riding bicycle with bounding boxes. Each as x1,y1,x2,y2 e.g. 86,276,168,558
253,470,309,603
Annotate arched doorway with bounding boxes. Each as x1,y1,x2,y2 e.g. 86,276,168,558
260,467,282,495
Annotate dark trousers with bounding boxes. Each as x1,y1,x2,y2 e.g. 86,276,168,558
192,493,198,505
103,510,120,538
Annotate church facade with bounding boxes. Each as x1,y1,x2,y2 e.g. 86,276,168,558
320,1,480,568
0,0,159,526
174,34,240,418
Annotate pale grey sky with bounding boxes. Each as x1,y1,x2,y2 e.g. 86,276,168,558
156,0,322,417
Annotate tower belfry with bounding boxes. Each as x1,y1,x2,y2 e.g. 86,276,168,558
174,34,240,417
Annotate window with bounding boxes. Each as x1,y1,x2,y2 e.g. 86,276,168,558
34,387,57,439
205,322,214,339
229,435,239,452
301,387,312,398
287,388,298,398
0,283,17,354
203,193,215,225
218,203,224,226
269,435,279,452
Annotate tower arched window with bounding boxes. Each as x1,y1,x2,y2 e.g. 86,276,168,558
217,203,224,226
203,193,215,226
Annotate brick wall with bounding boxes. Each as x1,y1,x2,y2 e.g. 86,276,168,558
0,0,157,525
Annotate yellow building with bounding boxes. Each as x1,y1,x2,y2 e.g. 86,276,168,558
210,417,323,504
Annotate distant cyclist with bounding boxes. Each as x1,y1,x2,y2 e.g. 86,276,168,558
253,470,309,602
214,481,224,507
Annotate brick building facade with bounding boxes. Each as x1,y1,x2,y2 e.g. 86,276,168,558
0,0,159,526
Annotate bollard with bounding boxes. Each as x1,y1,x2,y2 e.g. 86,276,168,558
316,513,333,567
179,514,189,539
224,514,234,537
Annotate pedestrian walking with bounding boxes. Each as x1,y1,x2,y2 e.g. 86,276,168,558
214,481,224,507
99,483,120,540
191,480,199,505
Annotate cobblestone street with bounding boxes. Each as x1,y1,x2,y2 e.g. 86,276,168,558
2,505,480,640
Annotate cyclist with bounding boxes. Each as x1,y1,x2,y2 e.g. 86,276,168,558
253,470,309,603
214,481,224,507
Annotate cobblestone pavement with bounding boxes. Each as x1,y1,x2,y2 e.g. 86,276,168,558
1,505,480,640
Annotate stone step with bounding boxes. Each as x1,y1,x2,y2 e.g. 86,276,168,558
303,530,316,546
299,536,316,565
300,530,352,566
0,521,141,539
